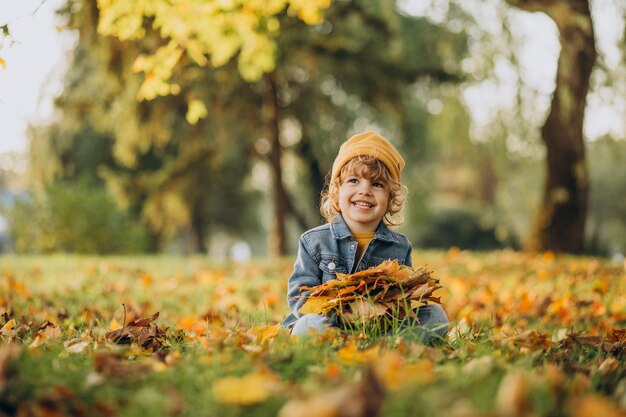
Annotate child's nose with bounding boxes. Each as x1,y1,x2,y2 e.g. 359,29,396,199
358,182,373,194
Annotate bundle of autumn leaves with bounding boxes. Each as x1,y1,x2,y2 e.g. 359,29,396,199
299,260,442,326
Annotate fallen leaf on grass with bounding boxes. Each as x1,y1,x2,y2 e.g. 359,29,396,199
176,316,209,337
278,365,384,417
212,370,281,405
375,350,435,389
105,312,166,352
336,341,380,365
248,323,284,345
572,394,626,417
497,329,554,351
64,339,90,354
558,328,626,357
29,322,62,348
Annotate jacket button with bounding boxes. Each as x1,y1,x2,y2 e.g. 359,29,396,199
350,244,355,250
328,262,336,270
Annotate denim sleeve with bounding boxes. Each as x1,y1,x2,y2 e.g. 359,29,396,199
404,239,413,267
286,235,322,319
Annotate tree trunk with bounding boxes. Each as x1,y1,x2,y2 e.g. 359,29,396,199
263,74,289,257
508,0,596,253
189,201,208,253
296,126,326,224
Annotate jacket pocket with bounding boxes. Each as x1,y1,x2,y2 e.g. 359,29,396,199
319,257,348,282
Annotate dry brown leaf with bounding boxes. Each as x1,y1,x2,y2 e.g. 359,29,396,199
343,300,388,322
498,329,554,351
105,312,165,352
29,323,62,349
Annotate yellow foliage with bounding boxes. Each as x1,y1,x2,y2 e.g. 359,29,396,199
97,0,147,40
96,0,332,99
185,99,208,124
143,191,191,238
288,0,331,25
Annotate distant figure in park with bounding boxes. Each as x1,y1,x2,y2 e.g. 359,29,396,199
281,131,448,343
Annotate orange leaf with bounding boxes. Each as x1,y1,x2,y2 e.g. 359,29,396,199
336,341,380,365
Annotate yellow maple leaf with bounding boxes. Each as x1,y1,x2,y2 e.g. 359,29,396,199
213,371,279,405
299,296,330,314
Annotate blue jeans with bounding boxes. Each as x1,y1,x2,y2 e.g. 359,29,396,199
291,304,449,344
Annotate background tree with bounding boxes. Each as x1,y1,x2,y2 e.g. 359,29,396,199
29,0,264,253
10,0,626,256
92,0,469,256
505,0,596,253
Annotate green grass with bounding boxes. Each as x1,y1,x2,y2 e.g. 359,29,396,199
1,251,625,416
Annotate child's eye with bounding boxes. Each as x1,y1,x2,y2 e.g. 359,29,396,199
347,178,358,184
373,182,385,188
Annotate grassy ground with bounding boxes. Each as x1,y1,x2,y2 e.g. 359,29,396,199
1,250,625,417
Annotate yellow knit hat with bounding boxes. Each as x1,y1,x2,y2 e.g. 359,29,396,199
331,131,405,182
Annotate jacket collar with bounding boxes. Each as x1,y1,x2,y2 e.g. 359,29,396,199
330,214,398,243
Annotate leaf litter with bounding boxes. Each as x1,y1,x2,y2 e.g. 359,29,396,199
1,252,625,416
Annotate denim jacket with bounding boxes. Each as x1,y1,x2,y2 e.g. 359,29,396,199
281,214,413,328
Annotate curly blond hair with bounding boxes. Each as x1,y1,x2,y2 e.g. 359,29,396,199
320,155,407,226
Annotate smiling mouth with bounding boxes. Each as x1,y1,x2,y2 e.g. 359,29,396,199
352,201,374,208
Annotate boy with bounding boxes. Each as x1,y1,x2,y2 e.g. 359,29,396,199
282,131,448,342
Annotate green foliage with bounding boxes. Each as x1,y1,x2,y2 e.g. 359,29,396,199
5,180,148,254
26,0,470,254
587,137,626,254
27,0,265,252
415,206,509,250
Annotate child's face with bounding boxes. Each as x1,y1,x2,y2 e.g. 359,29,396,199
338,173,390,233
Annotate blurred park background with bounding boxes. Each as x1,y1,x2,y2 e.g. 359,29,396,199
1,0,626,259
